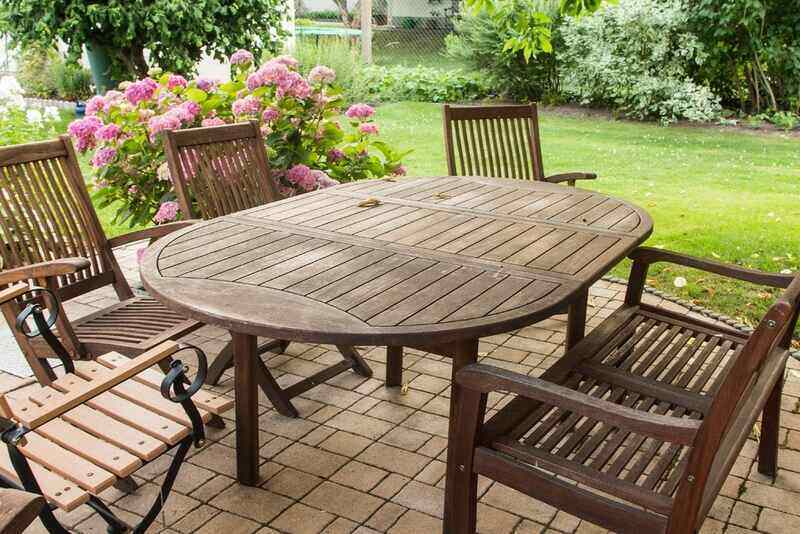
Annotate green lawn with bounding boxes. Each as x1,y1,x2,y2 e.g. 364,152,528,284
373,102,800,330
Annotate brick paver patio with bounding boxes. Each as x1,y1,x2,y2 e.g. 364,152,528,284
2,244,799,534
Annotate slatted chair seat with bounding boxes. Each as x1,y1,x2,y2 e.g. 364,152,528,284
445,247,800,534
0,283,233,532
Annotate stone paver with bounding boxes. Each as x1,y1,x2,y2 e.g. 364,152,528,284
3,244,800,533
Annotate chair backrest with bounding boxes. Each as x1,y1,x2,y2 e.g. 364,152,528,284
443,103,546,181
0,136,130,302
164,121,281,220
671,273,800,529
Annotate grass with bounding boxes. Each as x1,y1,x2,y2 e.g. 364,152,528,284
372,102,800,330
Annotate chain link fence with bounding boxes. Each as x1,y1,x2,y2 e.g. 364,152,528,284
0,34,17,76
295,0,466,70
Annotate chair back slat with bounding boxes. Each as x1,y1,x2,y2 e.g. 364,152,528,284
164,122,280,220
444,104,546,181
0,138,121,300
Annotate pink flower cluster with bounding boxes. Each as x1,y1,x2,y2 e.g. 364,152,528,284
86,95,106,116
284,165,339,192
232,96,261,116
125,78,158,105
147,101,201,140
91,146,117,168
202,117,226,127
345,103,375,120
194,77,217,92
95,123,121,142
245,59,311,99
154,201,180,223
262,107,279,122
68,116,103,151
308,65,336,85
167,75,188,90
359,123,379,135
230,49,255,65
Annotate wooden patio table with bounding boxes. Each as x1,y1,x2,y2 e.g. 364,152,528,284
140,176,652,485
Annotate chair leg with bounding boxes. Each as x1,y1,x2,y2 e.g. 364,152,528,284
444,386,486,534
758,374,784,477
565,289,589,351
386,346,404,387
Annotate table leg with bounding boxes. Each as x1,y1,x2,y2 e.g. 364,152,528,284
232,332,260,486
566,289,589,351
386,346,404,387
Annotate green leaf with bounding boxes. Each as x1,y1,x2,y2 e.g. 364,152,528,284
185,87,208,102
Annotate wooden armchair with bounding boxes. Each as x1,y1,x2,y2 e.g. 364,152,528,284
443,103,597,185
0,136,200,385
445,247,800,534
163,122,373,402
0,283,233,533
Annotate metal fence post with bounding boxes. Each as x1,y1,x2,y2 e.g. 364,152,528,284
361,0,373,64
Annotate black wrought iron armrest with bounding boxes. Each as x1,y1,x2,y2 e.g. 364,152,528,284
457,364,701,446
107,220,200,248
0,258,90,286
544,172,598,185
629,247,795,289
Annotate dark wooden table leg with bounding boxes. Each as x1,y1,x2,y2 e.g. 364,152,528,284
337,345,373,378
232,332,260,486
253,357,299,418
566,288,589,351
386,346,404,387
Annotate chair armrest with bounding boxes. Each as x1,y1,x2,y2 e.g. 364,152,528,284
457,364,701,446
629,247,794,289
0,284,30,306
0,258,91,286
108,220,199,249
0,488,46,534
544,172,598,185
14,341,180,430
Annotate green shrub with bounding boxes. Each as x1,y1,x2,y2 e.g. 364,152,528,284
353,65,493,103
304,10,341,21
16,45,93,100
768,111,799,131
294,37,364,97
560,0,721,123
0,77,69,146
445,1,561,102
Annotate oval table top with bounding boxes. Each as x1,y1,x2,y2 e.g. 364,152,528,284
141,176,652,346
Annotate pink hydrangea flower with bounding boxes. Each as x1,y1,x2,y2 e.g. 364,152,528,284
194,77,217,91
201,117,226,127
313,170,339,189
286,164,317,191
308,65,336,84
259,61,290,85
68,116,103,151
95,123,121,141
147,113,181,140
345,103,375,120
124,78,158,105
230,49,254,65
232,96,261,116
85,96,106,116
359,122,379,135
273,55,299,69
246,71,266,91
167,74,188,90
261,107,279,122
391,164,408,176
327,148,344,162
172,101,201,123
91,146,117,168
154,201,180,224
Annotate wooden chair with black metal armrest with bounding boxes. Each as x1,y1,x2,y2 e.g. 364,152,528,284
0,282,234,534
444,247,800,534
0,136,202,387
163,121,373,391
443,103,597,186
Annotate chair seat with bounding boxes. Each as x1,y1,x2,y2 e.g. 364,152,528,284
31,297,201,358
0,353,233,511
486,304,748,515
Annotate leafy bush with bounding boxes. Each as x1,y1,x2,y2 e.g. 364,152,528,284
445,1,561,102
303,10,342,21
294,37,364,97
16,46,93,100
353,65,493,103
559,0,721,123
0,76,66,146
66,52,407,227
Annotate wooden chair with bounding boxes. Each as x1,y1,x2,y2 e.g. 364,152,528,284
0,488,45,534
0,283,233,534
443,103,597,185
163,122,373,402
0,136,201,386
445,247,800,534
